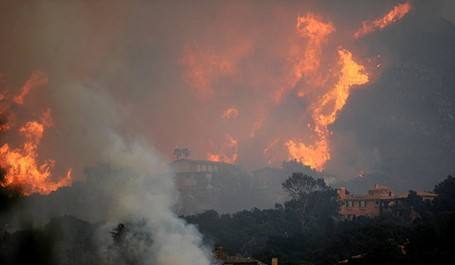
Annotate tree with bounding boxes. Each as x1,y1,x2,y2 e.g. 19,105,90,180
173,147,191,160
108,221,154,265
282,173,338,229
0,168,22,221
405,190,432,220
433,175,455,212
282,173,328,200
181,148,191,159
173,148,182,160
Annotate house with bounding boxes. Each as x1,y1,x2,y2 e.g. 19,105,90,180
170,159,241,214
213,246,269,265
337,184,437,220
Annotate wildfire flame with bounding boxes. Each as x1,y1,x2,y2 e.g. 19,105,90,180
207,134,238,164
181,47,234,99
274,14,334,103
0,73,72,195
295,14,335,75
181,3,409,171
181,42,251,100
354,2,411,39
286,49,369,171
263,138,281,165
14,71,48,105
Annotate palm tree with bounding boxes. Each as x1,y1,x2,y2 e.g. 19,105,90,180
173,148,183,160
182,148,191,159
173,148,191,160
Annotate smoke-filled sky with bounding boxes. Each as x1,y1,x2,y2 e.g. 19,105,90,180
1,0,455,191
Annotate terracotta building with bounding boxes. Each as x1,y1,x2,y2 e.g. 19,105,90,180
337,184,437,220
213,246,269,265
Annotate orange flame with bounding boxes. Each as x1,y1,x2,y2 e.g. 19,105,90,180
179,9,386,170
0,111,72,195
263,137,281,165
13,71,48,105
313,49,369,128
181,42,251,100
354,2,411,39
222,106,239,120
285,138,330,171
286,49,369,171
295,14,335,74
181,47,234,99
207,134,238,164
0,73,72,195
274,14,334,103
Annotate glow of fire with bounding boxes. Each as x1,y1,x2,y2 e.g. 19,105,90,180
207,134,238,164
13,71,48,105
181,42,251,100
0,112,72,195
274,14,334,103
263,138,281,165
354,2,411,39
0,73,72,195
181,47,233,99
286,49,369,171
178,6,410,170
222,106,239,120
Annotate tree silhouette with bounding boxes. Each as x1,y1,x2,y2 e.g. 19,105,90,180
173,148,191,160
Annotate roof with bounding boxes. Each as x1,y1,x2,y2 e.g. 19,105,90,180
170,158,232,167
222,256,266,265
341,194,397,201
340,191,438,201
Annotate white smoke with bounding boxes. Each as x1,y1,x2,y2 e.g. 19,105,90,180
51,82,211,265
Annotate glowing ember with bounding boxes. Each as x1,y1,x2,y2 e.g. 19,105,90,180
354,2,411,39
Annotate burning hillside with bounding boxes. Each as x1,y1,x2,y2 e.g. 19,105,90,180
0,1,454,265
181,2,410,171
0,72,72,195
0,1,440,195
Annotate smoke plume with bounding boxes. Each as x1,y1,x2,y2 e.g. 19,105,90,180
52,83,211,264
